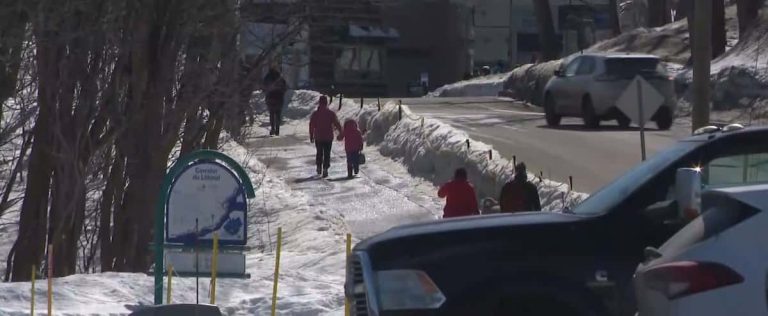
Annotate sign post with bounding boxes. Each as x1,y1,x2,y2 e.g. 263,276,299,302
616,75,665,161
153,150,255,305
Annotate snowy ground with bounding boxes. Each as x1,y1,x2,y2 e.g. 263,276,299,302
0,90,585,315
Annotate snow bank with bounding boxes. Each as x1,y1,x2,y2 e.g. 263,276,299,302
358,102,587,211
428,72,511,98
676,10,768,121
277,90,588,211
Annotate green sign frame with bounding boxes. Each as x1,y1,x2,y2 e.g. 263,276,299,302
153,150,256,305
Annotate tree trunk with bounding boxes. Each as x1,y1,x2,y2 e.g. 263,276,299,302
674,0,692,21
98,149,124,271
203,114,225,149
712,0,726,59
608,0,621,35
737,0,763,38
0,1,27,115
9,93,53,282
532,0,559,61
648,0,671,27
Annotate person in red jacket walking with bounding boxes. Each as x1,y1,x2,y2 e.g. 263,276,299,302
438,168,479,218
309,96,342,178
337,119,364,179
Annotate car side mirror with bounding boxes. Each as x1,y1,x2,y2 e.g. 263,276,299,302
553,69,563,77
675,168,702,220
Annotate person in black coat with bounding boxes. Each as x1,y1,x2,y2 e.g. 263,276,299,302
264,67,288,136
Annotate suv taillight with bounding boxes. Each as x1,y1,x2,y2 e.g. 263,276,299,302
642,261,743,299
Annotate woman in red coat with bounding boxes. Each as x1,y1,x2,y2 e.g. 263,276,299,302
438,168,479,218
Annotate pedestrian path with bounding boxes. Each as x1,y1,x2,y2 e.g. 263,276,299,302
245,120,442,240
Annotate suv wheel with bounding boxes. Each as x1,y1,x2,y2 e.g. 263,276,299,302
544,94,561,127
655,106,674,130
581,97,600,129
616,113,631,129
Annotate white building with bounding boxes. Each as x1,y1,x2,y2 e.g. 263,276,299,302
467,0,613,68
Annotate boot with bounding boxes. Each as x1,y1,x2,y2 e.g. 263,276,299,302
347,166,354,179
316,166,322,175
322,169,329,178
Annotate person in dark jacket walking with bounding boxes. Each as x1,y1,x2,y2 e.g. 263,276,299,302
499,162,541,213
264,67,288,136
337,119,364,179
438,168,479,218
309,96,342,178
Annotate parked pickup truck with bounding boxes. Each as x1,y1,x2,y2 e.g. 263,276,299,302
346,124,768,316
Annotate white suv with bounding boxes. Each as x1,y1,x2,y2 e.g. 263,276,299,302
543,53,677,129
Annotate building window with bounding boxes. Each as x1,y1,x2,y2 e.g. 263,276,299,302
335,46,383,81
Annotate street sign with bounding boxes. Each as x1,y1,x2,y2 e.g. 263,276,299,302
166,251,246,275
616,75,665,126
166,160,248,246
616,75,665,161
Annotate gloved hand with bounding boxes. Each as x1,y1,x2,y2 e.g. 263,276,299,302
336,134,343,141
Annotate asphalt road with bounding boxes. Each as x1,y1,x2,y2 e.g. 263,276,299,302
397,97,693,193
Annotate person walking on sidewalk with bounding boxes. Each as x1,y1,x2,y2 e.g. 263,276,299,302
264,67,288,136
499,162,541,213
438,168,479,218
309,96,342,178
337,119,364,179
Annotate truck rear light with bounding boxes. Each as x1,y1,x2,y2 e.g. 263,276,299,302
642,261,743,299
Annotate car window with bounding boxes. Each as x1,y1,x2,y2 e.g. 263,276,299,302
703,153,768,188
659,198,760,255
605,57,660,78
575,57,595,75
564,57,581,76
572,130,768,217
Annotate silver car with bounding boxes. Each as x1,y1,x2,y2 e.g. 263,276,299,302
543,53,677,130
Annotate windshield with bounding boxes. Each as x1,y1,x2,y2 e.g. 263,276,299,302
605,57,662,77
571,140,701,215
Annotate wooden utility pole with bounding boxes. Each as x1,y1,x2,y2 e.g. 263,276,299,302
692,0,712,131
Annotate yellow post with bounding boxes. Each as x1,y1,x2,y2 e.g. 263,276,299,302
47,245,52,316
31,265,35,316
270,227,283,316
167,263,173,304
210,232,219,305
344,233,352,316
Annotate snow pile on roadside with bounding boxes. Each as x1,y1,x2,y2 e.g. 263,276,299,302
0,134,348,315
502,60,564,106
428,72,511,98
676,10,768,121
365,103,587,211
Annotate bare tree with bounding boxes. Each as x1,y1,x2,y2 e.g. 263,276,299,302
713,0,727,58
737,0,764,38
609,0,621,35
648,0,671,27
532,0,559,61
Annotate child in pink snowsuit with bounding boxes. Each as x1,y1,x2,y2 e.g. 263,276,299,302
337,119,364,178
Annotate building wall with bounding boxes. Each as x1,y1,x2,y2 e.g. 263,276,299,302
464,0,612,67
382,0,472,96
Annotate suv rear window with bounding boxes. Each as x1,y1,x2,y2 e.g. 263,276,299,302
659,197,760,255
605,57,661,77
